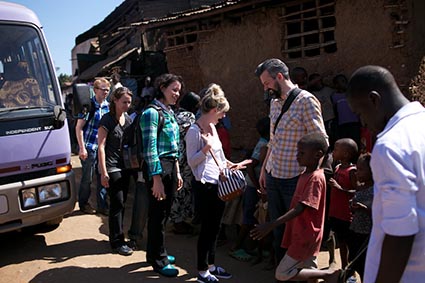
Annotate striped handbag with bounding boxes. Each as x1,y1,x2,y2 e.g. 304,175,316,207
210,149,247,201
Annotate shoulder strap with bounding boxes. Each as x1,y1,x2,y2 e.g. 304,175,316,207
194,121,203,134
129,112,142,146
273,87,302,135
82,100,96,131
87,100,96,122
146,104,165,133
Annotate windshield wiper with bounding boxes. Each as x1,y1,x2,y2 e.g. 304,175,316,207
0,106,52,116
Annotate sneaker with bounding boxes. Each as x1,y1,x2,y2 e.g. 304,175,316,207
112,244,133,256
96,207,109,216
167,255,176,264
127,240,139,251
127,232,144,250
210,266,232,279
154,264,179,277
197,273,219,283
80,204,96,214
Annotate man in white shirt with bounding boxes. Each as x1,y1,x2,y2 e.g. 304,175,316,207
346,65,425,283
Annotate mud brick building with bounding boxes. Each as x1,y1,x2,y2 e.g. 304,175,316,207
73,0,425,150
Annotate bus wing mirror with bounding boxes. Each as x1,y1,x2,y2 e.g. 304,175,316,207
53,105,66,129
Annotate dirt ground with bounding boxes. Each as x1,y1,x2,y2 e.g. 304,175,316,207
0,155,339,283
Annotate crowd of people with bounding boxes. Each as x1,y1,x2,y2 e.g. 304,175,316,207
71,59,425,283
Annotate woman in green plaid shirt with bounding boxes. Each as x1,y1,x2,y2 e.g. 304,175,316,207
140,73,183,277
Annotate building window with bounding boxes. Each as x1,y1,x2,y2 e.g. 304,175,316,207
163,19,220,51
166,25,198,50
281,0,337,59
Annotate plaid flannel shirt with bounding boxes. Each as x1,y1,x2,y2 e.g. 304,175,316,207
78,97,109,152
266,88,327,179
140,99,180,177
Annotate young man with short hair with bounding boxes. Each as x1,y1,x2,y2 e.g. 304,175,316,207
75,78,110,214
347,65,425,283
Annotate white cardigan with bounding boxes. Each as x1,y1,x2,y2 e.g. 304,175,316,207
185,123,226,184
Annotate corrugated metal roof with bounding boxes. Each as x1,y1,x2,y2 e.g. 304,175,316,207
131,0,267,28
146,1,240,23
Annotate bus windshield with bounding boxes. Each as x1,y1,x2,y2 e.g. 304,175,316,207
0,24,59,116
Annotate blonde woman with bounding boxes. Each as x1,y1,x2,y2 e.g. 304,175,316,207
186,84,251,283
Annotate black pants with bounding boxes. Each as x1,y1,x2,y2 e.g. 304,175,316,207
146,159,177,269
193,180,225,271
347,231,369,280
108,170,135,249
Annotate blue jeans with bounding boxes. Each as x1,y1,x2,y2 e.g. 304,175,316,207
78,148,108,210
265,172,299,261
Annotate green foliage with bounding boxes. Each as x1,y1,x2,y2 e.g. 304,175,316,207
58,73,72,87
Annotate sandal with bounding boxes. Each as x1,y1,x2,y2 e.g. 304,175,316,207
228,249,253,262
246,248,270,258
337,268,347,283
250,255,263,266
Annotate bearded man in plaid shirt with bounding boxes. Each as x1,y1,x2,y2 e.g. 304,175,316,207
255,59,327,265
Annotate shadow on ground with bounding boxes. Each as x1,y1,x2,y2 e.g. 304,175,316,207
0,232,109,268
29,263,196,283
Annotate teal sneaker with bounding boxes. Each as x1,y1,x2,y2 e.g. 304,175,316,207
154,264,179,277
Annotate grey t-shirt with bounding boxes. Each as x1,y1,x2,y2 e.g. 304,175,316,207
99,112,131,172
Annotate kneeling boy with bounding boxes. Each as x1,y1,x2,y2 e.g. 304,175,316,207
251,133,340,282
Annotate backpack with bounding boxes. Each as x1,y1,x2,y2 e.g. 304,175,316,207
82,100,96,132
121,104,164,170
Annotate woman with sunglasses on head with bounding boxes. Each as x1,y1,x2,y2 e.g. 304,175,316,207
140,73,184,277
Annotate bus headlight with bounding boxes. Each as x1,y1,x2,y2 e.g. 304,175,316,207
39,183,67,203
21,182,69,210
22,188,37,208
